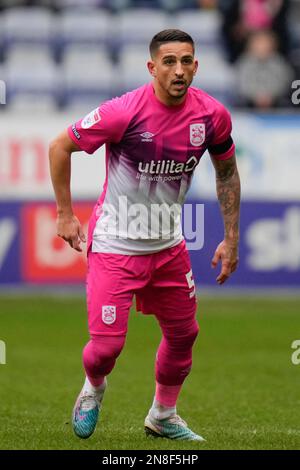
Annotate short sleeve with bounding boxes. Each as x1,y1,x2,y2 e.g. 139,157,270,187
67,97,131,155
208,103,235,161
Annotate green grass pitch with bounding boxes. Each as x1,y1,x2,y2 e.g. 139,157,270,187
0,295,299,450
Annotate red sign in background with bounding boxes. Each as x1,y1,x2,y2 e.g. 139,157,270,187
22,203,93,283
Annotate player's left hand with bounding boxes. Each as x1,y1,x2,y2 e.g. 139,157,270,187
211,240,239,285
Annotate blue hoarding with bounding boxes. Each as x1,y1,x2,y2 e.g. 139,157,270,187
0,200,299,288
0,203,21,284
187,199,300,288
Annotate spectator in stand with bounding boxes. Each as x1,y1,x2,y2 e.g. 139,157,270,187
219,0,290,63
235,29,294,108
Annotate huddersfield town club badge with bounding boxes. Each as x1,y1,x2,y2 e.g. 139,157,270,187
102,306,116,325
190,123,205,147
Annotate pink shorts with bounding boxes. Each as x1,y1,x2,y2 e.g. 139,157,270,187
86,240,197,336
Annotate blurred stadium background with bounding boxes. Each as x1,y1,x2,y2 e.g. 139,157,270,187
0,0,300,450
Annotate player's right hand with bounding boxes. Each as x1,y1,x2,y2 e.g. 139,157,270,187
211,239,239,285
56,214,86,252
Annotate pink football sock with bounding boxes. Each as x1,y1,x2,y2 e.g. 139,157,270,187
155,318,199,386
155,382,182,408
87,375,106,388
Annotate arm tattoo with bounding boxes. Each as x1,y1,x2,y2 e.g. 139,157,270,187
212,155,241,242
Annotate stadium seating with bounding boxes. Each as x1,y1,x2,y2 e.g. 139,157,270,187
106,0,201,9
58,8,113,54
0,3,236,110
4,44,59,104
0,0,30,7
8,93,58,112
192,47,234,104
1,7,56,51
0,15,3,59
117,44,151,93
54,0,107,8
173,9,221,46
159,0,208,11
62,44,115,107
115,8,168,47
127,0,161,8
1,1,279,110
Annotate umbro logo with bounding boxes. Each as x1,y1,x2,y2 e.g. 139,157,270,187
140,132,155,142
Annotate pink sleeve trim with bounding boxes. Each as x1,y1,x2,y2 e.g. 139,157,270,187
67,125,94,154
67,125,81,147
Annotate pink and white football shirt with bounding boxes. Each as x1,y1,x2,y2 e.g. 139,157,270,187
68,84,235,255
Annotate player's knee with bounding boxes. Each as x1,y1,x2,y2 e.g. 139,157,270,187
83,335,126,368
93,335,126,361
186,321,200,347
167,320,199,351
